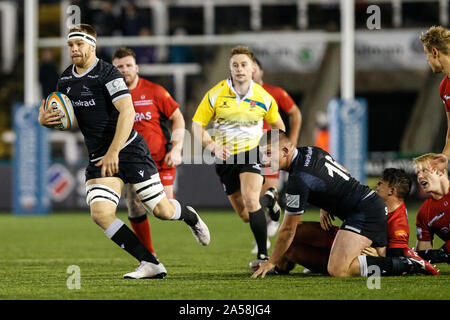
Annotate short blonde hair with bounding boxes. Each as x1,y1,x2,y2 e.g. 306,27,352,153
420,26,450,55
230,45,256,62
413,153,437,166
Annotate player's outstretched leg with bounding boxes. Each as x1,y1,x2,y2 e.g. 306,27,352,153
131,175,210,246
86,181,166,279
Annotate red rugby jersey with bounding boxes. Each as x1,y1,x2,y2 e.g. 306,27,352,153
130,77,179,162
387,202,410,249
416,189,450,245
439,75,450,112
262,83,296,131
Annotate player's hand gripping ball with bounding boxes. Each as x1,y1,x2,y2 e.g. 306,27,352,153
44,92,76,130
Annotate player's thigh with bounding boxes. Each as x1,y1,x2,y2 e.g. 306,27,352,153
239,171,264,210
86,177,124,229
228,191,249,222
328,229,372,277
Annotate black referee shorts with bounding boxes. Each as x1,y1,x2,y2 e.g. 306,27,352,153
340,191,388,248
215,147,263,196
85,134,159,184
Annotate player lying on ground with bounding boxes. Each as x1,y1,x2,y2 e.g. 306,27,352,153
112,47,185,257
413,153,450,264
192,46,285,266
263,168,438,275
38,24,209,279
251,130,438,278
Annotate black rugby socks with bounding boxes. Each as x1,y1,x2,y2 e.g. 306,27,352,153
105,219,159,264
249,207,268,257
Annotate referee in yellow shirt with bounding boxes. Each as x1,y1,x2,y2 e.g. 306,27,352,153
192,46,285,266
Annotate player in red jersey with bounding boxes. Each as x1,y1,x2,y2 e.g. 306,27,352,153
413,153,450,264
261,168,437,275
420,26,450,169
112,47,186,256
252,58,302,241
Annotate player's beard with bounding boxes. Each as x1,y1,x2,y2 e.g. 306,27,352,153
72,50,92,68
125,73,138,87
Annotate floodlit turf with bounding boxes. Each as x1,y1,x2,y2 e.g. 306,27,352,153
0,205,448,300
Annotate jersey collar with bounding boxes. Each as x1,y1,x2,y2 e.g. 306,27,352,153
72,58,99,78
290,148,299,166
226,77,254,106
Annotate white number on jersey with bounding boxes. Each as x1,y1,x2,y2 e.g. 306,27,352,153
324,155,350,181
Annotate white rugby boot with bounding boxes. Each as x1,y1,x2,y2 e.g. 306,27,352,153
186,206,210,246
123,261,167,279
249,254,269,271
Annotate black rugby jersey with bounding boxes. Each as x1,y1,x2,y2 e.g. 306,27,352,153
57,58,134,159
285,146,373,220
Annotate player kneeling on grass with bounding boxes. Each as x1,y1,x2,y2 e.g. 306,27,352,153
38,23,210,280
251,130,439,278
263,168,438,276
413,154,450,264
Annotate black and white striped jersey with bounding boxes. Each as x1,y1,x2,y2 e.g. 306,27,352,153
285,146,374,220
57,58,135,159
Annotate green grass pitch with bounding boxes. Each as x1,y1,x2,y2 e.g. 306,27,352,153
0,205,448,300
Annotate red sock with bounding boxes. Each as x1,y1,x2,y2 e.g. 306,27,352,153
129,215,156,255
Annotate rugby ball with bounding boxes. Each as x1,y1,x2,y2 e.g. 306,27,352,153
44,92,76,130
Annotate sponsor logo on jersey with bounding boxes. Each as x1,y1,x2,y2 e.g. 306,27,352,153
134,99,154,106
81,85,93,97
106,78,128,96
394,230,408,238
304,147,313,167
135,112,152,122
428,212,445,227
286,193,300,209
138,170,144,177
72,99,96,107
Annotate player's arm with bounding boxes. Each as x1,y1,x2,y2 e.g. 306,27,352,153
319,208,334,231
252,213,301,278
286,104,302,145
164,109,185,166
442,111,450,159
264,97,285,132
192,121,230,161
192,92,229,160
268,117,285,131
416,239,450,263
96,95,135,177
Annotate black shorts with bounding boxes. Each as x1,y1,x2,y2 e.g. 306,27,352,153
215,148,263,195
340,191,388,248
85,134,159,184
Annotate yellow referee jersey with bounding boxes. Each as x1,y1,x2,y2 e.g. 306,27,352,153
193,78,280,155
